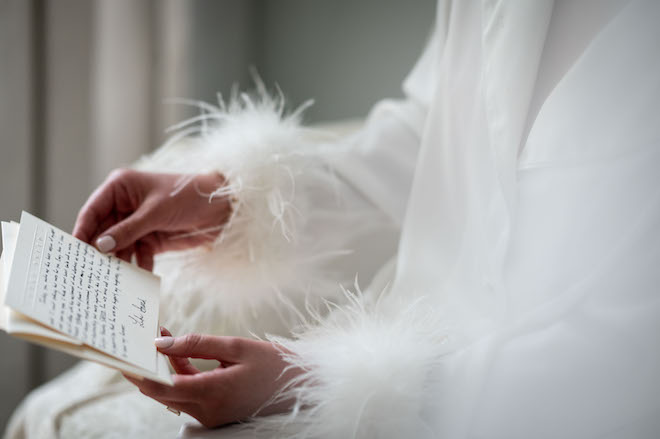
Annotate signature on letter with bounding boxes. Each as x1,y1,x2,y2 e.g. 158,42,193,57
128,297,147,328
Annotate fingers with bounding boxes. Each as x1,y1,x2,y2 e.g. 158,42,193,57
166,351,200,375
122,373,196,417
81,213,120,251
73,177,121,243
124,369,222,402
134,233,166,271
135,240,154,271
160,327,200,375
74,169,153,253
150,398,197,417
74,169,139,246
112,234,158,270
155,333,245,363
115,243,135,263
75,169,231,257
123,374,197,403
95,208,151,253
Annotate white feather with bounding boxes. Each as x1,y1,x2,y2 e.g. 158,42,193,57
223,282,453,438
135,86,419,437
135,86,354,337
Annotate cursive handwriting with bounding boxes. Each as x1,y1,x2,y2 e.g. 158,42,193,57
35,225,129,355
128,297,147,328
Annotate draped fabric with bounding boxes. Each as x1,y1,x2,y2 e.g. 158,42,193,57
330,0,660,436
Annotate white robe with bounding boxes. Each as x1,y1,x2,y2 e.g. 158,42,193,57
6,1,660,438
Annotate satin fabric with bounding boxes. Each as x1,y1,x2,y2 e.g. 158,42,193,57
337,0,660,436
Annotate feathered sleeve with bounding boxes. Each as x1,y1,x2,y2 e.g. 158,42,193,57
174,33,440,439
227,32,442,438
134,86,407,338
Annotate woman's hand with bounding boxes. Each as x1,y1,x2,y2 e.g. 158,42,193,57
124,330,302,428
73,169,232,271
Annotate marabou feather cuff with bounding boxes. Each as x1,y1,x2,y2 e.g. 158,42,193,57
223,285,450,438
134,86,349,337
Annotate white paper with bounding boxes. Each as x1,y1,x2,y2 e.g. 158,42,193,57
13,327,173,385
5,212,162,373
2,221,82,344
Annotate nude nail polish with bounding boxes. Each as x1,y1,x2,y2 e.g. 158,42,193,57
96,235,116,253
154,336,174,348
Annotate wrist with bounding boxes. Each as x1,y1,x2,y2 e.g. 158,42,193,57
190,172,233,228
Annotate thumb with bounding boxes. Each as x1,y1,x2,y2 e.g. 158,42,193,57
95,209,151,253
154,333,243,363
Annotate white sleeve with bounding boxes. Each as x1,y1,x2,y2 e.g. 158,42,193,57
132,37,433,338
150,21,442,439
333,28,436,227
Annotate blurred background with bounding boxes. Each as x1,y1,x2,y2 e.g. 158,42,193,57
0,0,435,430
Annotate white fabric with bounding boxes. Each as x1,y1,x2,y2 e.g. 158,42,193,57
4,362,193,439
269,0,660,437
133,98,398,338
6,0,660,438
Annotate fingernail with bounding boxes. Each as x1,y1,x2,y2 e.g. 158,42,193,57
154,336,174,349
96,235,116,253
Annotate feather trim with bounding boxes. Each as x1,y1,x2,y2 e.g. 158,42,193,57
135,85,353,337
219,283,451,438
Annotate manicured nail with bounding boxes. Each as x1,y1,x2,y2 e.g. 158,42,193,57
154,336,174,349
96,235,116,253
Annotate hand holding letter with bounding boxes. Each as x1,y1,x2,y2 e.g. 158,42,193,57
73,170,232,271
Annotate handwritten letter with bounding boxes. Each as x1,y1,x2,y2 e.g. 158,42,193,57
5,212,161,373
